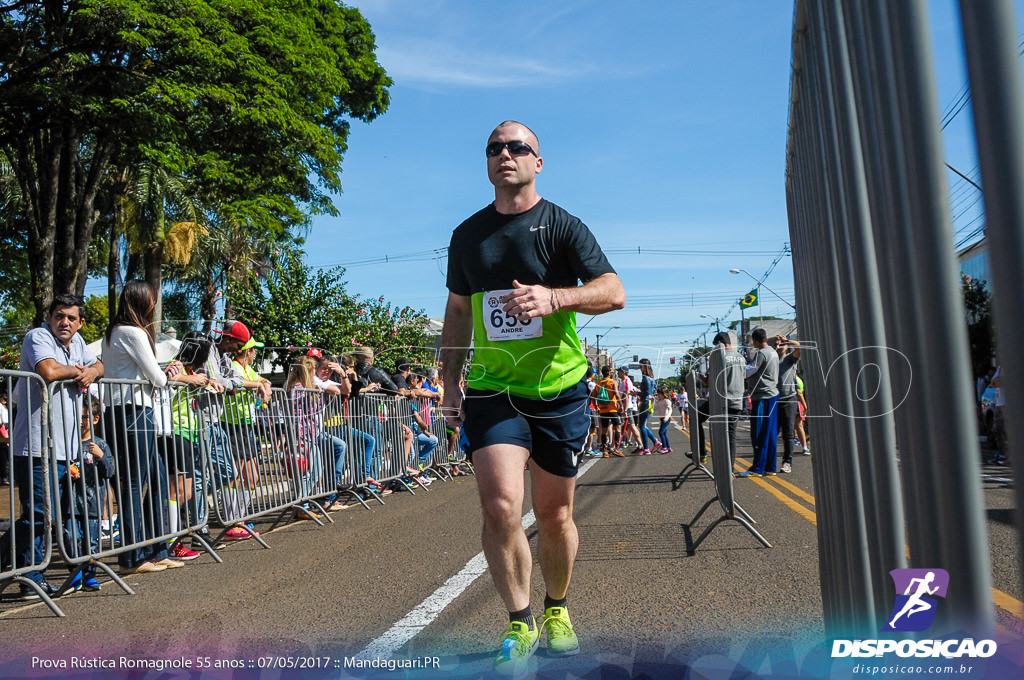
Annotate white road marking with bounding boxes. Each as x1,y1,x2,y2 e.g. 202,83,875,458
358,457,600,659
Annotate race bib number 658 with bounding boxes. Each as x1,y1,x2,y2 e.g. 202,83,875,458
483,289,544,342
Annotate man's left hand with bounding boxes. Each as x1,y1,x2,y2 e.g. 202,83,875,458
74,364,100,389
501,279,557,320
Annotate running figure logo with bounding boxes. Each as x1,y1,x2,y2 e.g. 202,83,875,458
883,568,950,632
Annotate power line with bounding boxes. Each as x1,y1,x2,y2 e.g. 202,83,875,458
604,247,783,257
310,249,449,270
690,244,795,343
940,39,1024,131
939,39,1024,250
307,244,786,271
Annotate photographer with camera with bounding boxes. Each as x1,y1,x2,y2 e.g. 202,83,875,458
773,335,802,474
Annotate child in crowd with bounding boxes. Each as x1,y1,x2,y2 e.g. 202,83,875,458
677,389,689,430
654,387,674,454
286,357,331,513
167,334,222,557
72,397,115,591
408,374,438,472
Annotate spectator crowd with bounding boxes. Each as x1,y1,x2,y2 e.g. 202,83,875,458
0,282,462,606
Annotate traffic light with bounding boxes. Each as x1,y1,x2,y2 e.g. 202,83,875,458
669,357,676,364
633,354,638,362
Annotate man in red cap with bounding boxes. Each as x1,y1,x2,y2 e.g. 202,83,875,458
216,319,250,346
212,321,252,390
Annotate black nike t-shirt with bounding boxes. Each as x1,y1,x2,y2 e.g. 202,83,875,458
446,199,615,398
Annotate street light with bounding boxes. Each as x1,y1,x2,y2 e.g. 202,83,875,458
699,313,722,333
595,325,620,368
729,268,796,310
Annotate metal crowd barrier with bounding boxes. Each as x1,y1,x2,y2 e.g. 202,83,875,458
786,0,1000,637
957,0,1024,608
423,397,472,477
692,354,770,550
0,370,62,616
392,397,431,490
92,379,225,563
390,396,419,489
333,392,449,497
48,384,137,607
250,386,345,522
344,392,397,502
320,392,375,509
199,384,304,540
673,370,711,486
276,387,337,524
1,365,471,618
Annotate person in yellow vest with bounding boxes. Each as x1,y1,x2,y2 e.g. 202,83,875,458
222,336,271,518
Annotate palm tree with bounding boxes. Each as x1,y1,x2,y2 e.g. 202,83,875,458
111,161,203,328
166,208,299,333
0,156,32,326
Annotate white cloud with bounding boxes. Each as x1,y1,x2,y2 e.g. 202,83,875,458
357,0,645,90
377,40,600,89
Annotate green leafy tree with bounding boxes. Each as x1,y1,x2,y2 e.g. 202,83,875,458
228,252,432,373
165,210,299,331
961,273,995,375
1,294,107,368
79,295,111,344
113,161,201,326
1,0,390,321
161,290,198,335
0,338,19,370
0,156,31,327
681,346,712,379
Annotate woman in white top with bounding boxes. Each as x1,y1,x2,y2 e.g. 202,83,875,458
102,280,185,575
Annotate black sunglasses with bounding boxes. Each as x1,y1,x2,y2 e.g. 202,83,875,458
485,140,537,158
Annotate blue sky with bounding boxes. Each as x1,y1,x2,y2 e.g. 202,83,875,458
295,1,1002,377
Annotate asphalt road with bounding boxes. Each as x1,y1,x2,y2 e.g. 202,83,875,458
1,423,1021,679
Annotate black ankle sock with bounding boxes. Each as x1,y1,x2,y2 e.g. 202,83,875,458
544,594,567,610
509,606,535,630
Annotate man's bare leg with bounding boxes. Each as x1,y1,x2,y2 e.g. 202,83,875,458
474,444,533,611
530,460,582,657
531,464,578,600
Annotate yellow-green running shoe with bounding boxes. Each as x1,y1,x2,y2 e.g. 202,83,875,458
494,620,540,678
542,606,580,657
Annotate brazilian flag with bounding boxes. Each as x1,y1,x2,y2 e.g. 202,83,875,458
740,288,758,309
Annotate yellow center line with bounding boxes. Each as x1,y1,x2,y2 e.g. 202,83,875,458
725,450,1024,624
767,473,816,505
732,457,817,506
693,431,816,507
732,458,818,524
992,587,1024,619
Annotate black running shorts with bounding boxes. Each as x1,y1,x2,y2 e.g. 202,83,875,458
462,379,590,477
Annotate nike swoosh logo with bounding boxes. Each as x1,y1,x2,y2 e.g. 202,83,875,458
529,225,547,231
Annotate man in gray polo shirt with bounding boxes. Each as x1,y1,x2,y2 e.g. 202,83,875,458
739,328,780,478
775,336,802,474
1,294,103,601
